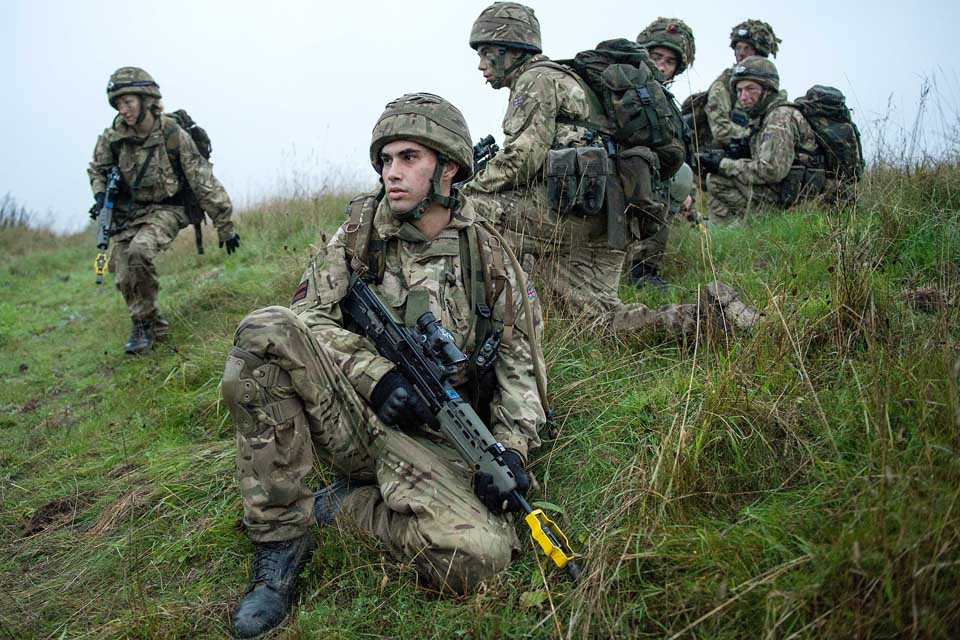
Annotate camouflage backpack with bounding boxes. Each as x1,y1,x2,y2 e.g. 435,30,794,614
164,109,213,251
556,39,685,177
793,86,864,183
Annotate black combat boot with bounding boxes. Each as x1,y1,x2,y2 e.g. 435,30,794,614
233,535,315,639
627,261,670,291
314,479,367,526
124,319,154,355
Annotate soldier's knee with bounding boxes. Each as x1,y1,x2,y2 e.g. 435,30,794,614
222,346,302,437
235,306,301,345
416,543,512,595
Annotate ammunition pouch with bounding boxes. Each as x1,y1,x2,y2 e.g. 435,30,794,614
778,164,826,207
545,145,609,217
222,346,304,437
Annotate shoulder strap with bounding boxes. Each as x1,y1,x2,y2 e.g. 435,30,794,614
343,192,384,282
474,223,514,346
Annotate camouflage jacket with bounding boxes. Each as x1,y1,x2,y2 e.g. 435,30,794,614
88,114,235,241
290,196,545,459
706,67,751,146
461,55,597,196
718,95,817,186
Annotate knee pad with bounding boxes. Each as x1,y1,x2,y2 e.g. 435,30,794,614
222,347,303,436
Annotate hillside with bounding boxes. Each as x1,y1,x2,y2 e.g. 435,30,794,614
1,168,958,639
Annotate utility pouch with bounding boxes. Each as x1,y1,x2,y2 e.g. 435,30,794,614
545,147,579,215
574,146,607,216
779,165,806,207
801,167,826,200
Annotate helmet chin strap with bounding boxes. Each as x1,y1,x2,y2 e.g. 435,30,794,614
391,154,461,222
490,47,532,90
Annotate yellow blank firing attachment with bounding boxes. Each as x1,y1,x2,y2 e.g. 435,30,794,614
94,252,107,284
525,508,577,569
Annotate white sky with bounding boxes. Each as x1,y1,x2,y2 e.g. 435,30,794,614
2,0,958,232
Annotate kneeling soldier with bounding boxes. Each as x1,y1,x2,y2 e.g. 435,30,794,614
223,93,546,638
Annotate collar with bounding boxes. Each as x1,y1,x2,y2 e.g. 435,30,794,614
372,195,476,243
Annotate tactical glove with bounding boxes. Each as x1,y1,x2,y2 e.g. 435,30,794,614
725,137,752,160
473,449,529,514
89,192,105,220
693,150,724,176
370,371,433,430
220,233,241,255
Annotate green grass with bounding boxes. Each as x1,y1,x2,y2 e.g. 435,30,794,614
1,169,958,639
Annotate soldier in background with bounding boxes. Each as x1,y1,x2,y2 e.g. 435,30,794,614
223,93,545,638
461,2,755,335
88,67,238,354
705,20,782,147
695,57,819,219
629,17,697,288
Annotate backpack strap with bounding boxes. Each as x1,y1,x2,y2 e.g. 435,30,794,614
343,192,385,282
475,223,514,346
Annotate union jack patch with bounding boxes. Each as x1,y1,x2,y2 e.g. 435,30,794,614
527,283,537,300
511,95,527,107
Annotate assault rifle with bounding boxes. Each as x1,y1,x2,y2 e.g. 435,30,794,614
93,166,122,285
725,136,752,160
473,134,499,172
340,275,582,581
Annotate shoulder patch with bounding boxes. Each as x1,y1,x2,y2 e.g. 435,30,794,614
527,283,537,300
291,279,309,304
511,95,527,107
761,133,772,143
708,103,718,112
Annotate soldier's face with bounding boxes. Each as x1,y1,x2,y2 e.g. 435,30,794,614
477,45,521,88
380,140,441,215
736,81,765,109
115,95,141,126
649,47,678,81
734,42,757,63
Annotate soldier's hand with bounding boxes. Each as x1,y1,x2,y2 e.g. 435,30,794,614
370,371,433,430
473,449,529,514
693,151,724,176
89,192,105,220
220,233,241,255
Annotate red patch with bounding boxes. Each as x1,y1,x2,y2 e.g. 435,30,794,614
708,103,718,112
667,23,678,33
291,280,309,304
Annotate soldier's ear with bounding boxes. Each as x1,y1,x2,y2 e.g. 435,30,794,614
441,160,459,182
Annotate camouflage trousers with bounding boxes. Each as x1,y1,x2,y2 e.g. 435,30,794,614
108,205,184,321
468,187,699,335
620,150,670,273
222,306,519,594
705,174,781,220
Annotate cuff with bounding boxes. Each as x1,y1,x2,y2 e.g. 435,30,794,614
354,357,396,401
216,222,236,243
718,158,736,176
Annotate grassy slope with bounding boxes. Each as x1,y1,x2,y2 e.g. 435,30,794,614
1,169,958,639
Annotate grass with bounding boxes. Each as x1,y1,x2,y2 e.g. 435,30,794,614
1,166,958,639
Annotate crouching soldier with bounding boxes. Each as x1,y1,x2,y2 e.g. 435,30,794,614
696,57,821,220
223,93,547,638
87,67,238,354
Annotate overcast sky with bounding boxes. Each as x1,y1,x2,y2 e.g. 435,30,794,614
3,0,958,232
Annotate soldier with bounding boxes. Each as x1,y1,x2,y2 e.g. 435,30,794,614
88,67,238,354
629,17,697,288
705,20,782,147
224,93,547,638
461,2,753,335
695,57,819,220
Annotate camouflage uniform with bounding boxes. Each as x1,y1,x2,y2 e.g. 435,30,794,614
88,67,234,328
227,196,544,593
706,60,818,219
463,4,703,335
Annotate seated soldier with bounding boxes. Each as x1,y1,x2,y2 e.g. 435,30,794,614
224,93,546,638
695,57,820,220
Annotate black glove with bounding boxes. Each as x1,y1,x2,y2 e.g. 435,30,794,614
220,233,240,255
693,150,724,176
89,192,105,220
473,449,529,514
730,110,750,127
725,136,752,160
370,371,433,430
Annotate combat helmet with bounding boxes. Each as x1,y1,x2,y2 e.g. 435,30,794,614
106,66,161,108
636,17,696,75
470,2,542,53
729,20,781,58
729,56,780,93
370,93,473,219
